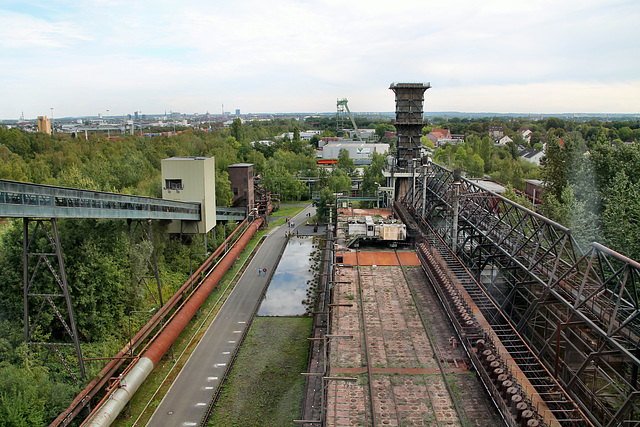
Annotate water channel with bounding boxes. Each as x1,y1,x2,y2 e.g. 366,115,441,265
258,236,314,316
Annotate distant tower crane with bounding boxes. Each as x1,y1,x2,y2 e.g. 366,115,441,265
336,98,362,141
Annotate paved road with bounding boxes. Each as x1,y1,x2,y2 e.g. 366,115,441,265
148,205,315,426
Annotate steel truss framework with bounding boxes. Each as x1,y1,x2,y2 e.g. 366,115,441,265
409,162,640,426
129,219,164,307
23,218,86,382
22,218,165,384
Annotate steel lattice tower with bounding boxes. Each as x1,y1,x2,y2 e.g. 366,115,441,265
389,82,431,169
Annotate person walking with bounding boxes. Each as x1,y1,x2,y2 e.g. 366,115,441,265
258,268,261,276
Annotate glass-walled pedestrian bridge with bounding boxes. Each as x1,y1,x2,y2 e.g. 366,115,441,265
0,179,201,220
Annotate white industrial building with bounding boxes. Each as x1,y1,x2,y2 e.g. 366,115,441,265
321,142,390,162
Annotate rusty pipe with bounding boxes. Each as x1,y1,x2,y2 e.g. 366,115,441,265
51,219,248,427
84,218,262,427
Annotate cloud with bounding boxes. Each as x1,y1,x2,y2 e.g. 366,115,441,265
0,10,89,49
429,81,640,113
1,0,639,118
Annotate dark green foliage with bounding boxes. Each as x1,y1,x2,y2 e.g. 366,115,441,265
316,188,335,223
601,172,640,259
362,152,386,193
540,130,640,259
336,149,356,177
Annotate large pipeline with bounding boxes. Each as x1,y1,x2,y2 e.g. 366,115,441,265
51,219,249,427
83,217,263,427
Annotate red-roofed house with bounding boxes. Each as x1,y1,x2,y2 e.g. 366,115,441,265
425,128,453,147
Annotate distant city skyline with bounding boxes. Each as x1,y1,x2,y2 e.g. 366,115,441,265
1,0,639,120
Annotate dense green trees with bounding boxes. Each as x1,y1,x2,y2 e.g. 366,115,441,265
0,120,321,423
539,129,640,260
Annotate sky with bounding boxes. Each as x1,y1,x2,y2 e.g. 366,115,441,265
1,0,639,119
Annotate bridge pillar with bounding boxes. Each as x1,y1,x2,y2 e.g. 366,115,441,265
23,218,86,382
130,219,164,307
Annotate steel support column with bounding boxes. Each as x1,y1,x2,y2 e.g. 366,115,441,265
23,218,86,381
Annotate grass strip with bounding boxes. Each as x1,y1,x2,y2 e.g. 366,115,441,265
208,316,312,427
271,204,306,219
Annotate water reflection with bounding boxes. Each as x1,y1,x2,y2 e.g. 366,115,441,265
258,236,314,316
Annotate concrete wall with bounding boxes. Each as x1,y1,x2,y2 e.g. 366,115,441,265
161,157,216,233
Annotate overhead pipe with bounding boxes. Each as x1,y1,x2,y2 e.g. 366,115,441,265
83,218,262,427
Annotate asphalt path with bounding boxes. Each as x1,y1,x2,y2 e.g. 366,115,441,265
147,205,316,426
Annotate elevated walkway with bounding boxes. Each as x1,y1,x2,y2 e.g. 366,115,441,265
215,206,247,221
0,179,200,220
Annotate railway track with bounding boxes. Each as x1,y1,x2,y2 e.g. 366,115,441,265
354,247,377,426
394,249,469,426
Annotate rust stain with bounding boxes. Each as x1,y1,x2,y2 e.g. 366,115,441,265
337,251,420,266
330,367,468,375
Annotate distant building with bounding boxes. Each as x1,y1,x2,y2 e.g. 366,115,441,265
37,116,51,134
518,148,545,166
518,127,533,144
425,128,463,147
347,129,375,140
489,125,505,140
525,179,544,204
321,142,389,163
235,109,240,116
496,135,513,146
250,139,276,147
228,163,254,209
279,130,322,141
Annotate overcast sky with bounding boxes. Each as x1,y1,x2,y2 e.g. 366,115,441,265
1,0,639,119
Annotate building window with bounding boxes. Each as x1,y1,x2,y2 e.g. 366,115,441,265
233,188,239,196
165,179,183,190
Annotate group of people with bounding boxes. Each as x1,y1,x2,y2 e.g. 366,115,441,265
257,267,267,276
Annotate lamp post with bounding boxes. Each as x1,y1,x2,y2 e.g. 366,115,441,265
128,307,156,356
